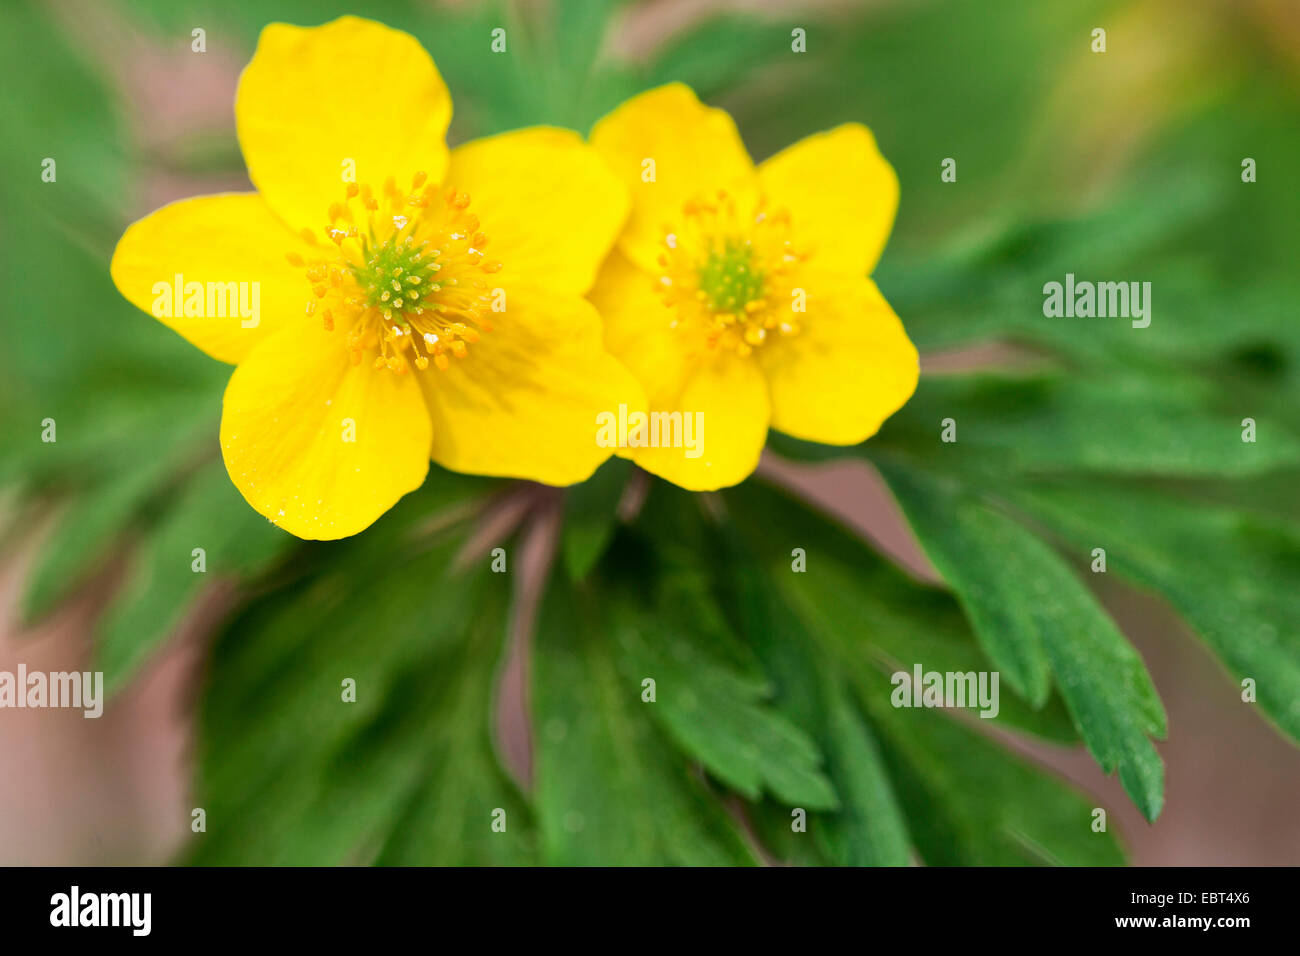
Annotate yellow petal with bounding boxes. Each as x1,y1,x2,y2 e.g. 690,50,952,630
589,251,769,489
446,127,629,295
590,83,756,272
110,193,309,364
236,16,452,236
220,321,431,540
588,249,697,411
417,283,645,486
758,123,899,276
629,350,770,492
758,271,917,446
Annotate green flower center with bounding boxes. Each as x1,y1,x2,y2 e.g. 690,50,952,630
352,234,443,325
697,238,765,315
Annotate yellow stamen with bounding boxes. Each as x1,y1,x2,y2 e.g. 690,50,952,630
288,172,502,374
655,190,803,356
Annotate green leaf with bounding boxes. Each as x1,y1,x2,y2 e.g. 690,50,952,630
723,548,910,865
879,463,1166,821
20,432,201,623
713,479,1121,863
96,460,290,692
871,461,1050,705
532,565,758,866
562,456,630,581
860,668,1126,866
1012,480,1300,745
867,374,1300,480
370,610,537,866
721,479,1079,744
644,14,802,106
813,681,912,865
614,578,838,810
0,0,129,222
191,484,528,864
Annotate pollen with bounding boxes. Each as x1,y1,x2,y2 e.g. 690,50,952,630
655,190,803,357
288,172,503,374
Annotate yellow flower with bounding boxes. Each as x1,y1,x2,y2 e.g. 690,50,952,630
110,16,644,539
588,84,919,491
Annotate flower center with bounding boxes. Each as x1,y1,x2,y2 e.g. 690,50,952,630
287,172,503,373
696,239,765,315
353,233,440,320
656,190,803,357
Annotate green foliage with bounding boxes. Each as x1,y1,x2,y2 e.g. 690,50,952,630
2,0,1296,866
191,481,528,865
532,565,759,866
611,573,838,810
721,525,912,866
561,456,630,580
1011,481,1300,743
96,460,289,692
878,464,1166,820
716,479,1122,864
863,682,1125,866
20,431,199,624
866,374,1300,479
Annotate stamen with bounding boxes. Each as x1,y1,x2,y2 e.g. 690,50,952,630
656,190,803,357
289,171,502,373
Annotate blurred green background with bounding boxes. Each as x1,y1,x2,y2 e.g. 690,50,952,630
1,0,1298,865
